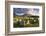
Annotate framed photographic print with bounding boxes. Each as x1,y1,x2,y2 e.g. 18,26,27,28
5,1,45,35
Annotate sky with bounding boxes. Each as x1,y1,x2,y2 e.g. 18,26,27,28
13,8,39,16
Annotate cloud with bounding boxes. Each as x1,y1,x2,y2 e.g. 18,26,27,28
13,8,39,16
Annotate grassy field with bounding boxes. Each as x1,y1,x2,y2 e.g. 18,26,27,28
13,16,39,28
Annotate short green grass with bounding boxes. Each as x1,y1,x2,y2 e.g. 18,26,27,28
13,16,39,28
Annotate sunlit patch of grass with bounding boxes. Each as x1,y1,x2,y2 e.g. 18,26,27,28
24,24,33,27
24,23,39,27
13,16,39,27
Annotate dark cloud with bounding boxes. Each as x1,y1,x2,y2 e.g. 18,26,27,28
13,8,29,16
